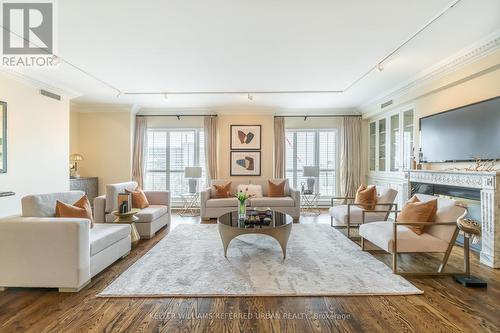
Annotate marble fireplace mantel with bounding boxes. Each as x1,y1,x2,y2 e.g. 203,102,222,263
406,170,500,268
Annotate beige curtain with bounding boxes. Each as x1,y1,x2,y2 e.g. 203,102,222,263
340,117,362,199
132,117,148,189
204,116,218,182
274,116,286,178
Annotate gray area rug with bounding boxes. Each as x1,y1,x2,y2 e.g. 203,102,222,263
99,224,422,297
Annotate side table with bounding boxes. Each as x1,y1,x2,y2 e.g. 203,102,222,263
179,192,200,217
112,209,141,247
301,192,320,216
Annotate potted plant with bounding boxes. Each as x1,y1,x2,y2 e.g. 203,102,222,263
236,188,253,221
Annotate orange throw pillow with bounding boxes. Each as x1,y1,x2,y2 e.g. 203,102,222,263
55,195,94,228
397,196,438,235
213,182,232,198
125,188,150,209
354,185,377,210
268,180,286,197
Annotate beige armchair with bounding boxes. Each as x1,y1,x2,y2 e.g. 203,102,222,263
329,186,398,238
359,194,466,276
94,181,170,239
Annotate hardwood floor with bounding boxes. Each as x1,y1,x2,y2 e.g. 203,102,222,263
0,212,498,333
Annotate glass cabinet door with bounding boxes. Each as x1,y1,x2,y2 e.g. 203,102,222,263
378,119,386,171
390,114,400,171
369,122,376,171
402,110,414,170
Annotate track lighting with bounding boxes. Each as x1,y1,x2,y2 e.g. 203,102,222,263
51,55,61,65
247,93,253,101
116,91,122,98
377,63,384,72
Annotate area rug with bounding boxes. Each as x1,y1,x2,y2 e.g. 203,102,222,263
98,224,422,297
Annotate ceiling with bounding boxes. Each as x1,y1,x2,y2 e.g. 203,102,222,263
4,0,500,112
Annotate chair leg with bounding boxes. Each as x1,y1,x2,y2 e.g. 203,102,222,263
438,228,459,273
392,251,398,274
330,216,333,227
361,237,365,251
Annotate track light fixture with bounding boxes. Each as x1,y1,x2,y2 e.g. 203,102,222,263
377,63,384,72
116,91,122,98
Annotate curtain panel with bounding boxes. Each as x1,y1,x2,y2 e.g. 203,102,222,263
132,117,148,189
340,117,361,200
273,116,286,178
204,116,218,182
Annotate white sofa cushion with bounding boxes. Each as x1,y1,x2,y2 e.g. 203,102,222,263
21,191,85,217
329,205,388,225
105,181,138,213
359,221,449,253
250,197,295,207
206,198,239,208
90,223,130,256
135,205,169,223
238,184,263,198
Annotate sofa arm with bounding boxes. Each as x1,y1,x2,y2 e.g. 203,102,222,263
145,191,171,207
200,188,212,217
0,217,91,289
94,195,106,223
290,188,300,207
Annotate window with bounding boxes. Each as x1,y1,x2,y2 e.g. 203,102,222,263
285,129,337,198
144,128,205,200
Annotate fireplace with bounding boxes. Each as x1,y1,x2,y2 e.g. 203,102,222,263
411,182,482,252
406,170,499,268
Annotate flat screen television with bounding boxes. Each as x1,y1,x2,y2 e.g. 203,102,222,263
420,96,500,163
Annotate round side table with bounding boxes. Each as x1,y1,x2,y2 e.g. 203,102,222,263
112,209,141,247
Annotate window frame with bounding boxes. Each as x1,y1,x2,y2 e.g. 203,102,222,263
285,128,339,200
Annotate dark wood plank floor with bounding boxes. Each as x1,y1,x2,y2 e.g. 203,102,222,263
1,212,498,333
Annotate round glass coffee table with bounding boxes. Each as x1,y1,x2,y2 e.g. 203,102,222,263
217,209,293,259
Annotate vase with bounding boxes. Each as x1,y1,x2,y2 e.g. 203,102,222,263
238,200,247,221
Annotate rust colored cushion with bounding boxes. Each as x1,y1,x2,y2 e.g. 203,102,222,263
354,185,377,210
55,195,94,228
268,180,286,197
125,188,150,209
213,182,232,198
397,196,438,235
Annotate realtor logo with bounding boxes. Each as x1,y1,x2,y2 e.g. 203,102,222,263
1,1,56,66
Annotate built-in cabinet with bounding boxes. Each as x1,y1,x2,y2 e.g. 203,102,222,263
369,109,414,173
367,108,415,207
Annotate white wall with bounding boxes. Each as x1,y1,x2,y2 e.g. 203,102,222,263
0,73,70,217
70,106,133,195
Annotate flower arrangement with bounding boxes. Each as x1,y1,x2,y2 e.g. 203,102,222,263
236,188,254,219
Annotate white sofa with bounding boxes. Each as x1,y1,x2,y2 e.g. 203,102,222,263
94,181,170,239
200,179,300,220
0,191,131,292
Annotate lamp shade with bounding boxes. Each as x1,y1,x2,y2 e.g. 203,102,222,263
70,153,84,162
303,166,319,177
184,166,202,178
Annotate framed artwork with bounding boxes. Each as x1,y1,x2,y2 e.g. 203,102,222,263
0,101,6,173
230,125,261,150
230,151,261,176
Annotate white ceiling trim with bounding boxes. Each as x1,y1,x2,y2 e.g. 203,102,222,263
358,30,500,113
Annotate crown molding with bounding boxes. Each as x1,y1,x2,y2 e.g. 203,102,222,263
70,102,134,113
0,67,81,99
358,30,500,115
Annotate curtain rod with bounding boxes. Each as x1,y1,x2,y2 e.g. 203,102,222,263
136,114,217,118
274,115,361,118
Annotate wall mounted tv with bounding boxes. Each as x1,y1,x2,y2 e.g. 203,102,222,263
420,96,500,163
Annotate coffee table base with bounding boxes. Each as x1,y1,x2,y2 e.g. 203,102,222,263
217,222,292,259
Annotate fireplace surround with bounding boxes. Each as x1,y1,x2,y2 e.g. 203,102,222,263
406,170,499,268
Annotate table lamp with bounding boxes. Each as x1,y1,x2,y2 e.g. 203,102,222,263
185,166,202,193
303,166,319,193
70,153,84,178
